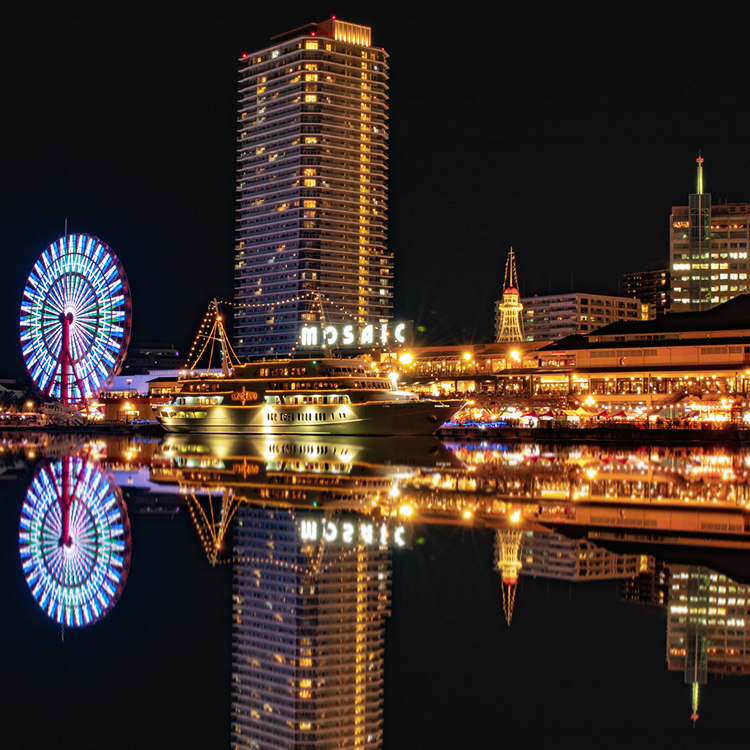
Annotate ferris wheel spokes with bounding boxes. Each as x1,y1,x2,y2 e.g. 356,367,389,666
21,234,132,408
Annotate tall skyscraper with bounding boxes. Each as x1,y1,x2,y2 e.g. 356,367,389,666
232,507,392,749
235,19,392,357
670,157,750,312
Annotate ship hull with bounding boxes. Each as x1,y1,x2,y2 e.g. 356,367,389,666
157,399,464,436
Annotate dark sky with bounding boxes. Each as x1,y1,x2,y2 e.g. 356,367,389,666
3,1,750,376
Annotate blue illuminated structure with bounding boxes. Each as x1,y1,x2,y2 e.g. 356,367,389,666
20,234,132,403
19,456,131,627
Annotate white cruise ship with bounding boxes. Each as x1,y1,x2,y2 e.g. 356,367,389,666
152,358,463,435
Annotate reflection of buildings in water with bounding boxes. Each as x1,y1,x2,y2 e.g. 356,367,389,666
439,442,750,549
667,565,750,722
232,507,391,749
148,435,462,565
494,529,523,625
495,528,656,626
518,530,652,582
447,441,750,509
621,560,669,610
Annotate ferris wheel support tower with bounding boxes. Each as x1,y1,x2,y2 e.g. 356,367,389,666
50,312,87,407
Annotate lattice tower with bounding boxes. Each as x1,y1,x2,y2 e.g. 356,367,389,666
187,488,240,566
494,528,523,625
497,247,524,342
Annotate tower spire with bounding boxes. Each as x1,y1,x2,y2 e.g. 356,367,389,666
696,153,704,194
690,682,700,725
504,247,518,291
494,528,523,625
496,248,524,343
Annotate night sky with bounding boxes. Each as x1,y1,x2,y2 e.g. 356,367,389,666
3,2,750,377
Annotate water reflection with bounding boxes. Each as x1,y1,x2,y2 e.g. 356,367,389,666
19,454,131,628
7,432,750,739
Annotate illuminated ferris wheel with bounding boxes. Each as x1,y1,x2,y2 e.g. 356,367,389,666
20,234,132,405
19,455,131,627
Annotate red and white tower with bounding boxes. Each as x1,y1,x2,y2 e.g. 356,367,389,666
495,527,523,625
496,248,524,342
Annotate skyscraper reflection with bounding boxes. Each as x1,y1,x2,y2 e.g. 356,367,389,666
667,565,750,721
232,507,392,749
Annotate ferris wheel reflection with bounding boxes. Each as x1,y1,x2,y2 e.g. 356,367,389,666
19,455,131,628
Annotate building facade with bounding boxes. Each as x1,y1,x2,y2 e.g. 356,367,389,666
622,261,670,318
232,507,392,749
235,19,392,357
519,530,650,581
670,158,750,313
519,293,642,341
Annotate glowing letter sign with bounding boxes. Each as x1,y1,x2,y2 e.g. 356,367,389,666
324,326,337,345
297,516,408,548
301,326,318,346
298,322,410,348
300,520,318,541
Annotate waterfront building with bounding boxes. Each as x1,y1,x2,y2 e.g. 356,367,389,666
670,157,750,313
494,248,524,342
519,530,651,581
622,261,670,318
520,293,642,341
529,293,750,406
232,507,391,749
234,19,391,357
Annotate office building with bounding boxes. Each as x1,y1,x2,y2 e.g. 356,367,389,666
666,565,750,721
519,531,650,581
235,19,392,357
232,507,391,749
670,157,750,313
667,565,750,678
621,561,669,610
519,293,642,341
622,261,670,318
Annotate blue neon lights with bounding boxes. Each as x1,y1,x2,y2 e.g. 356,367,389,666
19,457,131,627
20,234,132,401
